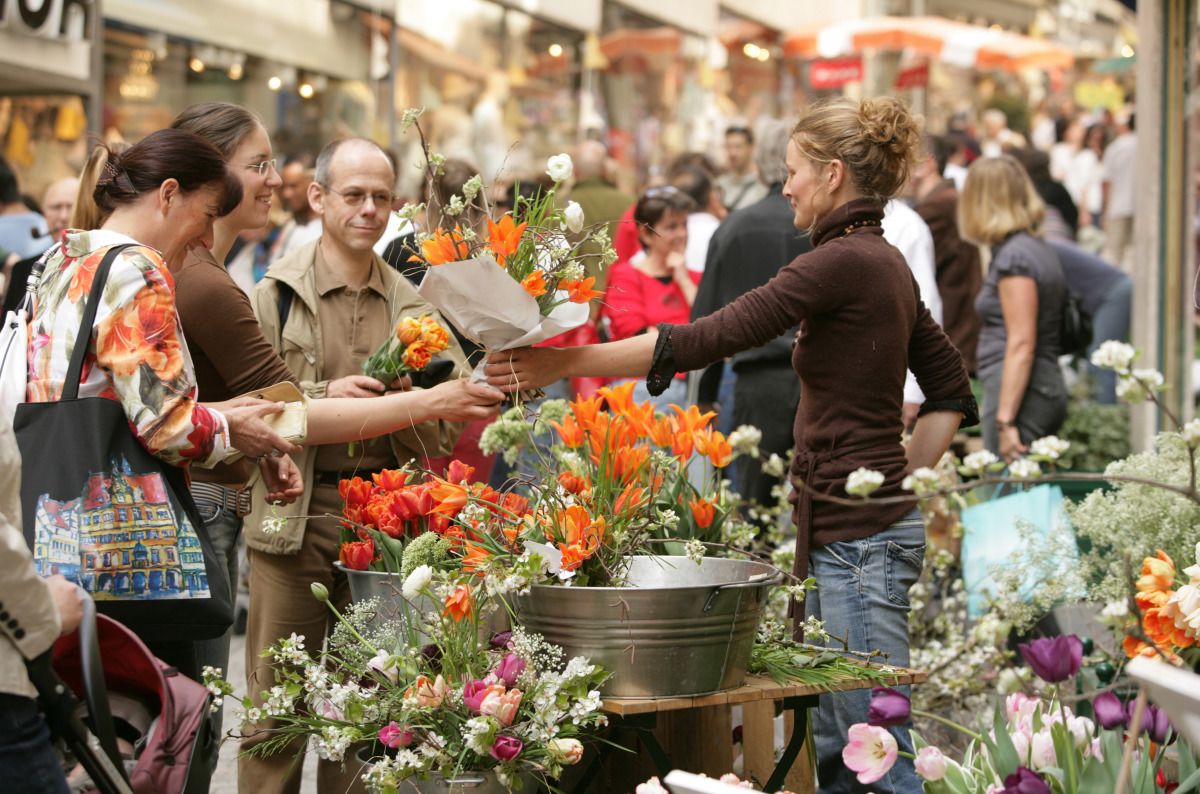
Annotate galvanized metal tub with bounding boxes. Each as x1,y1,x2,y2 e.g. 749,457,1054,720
511,556,783,698
334,563,433,642
356,746,533,793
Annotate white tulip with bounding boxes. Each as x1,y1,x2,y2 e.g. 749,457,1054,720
546,153,574,183
562,200,585,233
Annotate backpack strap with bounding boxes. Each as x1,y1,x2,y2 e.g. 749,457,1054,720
62,244,136,402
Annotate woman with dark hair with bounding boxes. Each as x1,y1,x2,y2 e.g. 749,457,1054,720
487,97,977,794
601,185,700,407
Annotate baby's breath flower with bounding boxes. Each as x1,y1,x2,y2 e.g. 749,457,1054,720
261,508,287,535
684,538,706,565
1029,435,1070,461
1182,418,1200,446
845,467,885,497
1008,458,1041,479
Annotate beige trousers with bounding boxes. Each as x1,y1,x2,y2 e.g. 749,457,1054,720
238,484,366,794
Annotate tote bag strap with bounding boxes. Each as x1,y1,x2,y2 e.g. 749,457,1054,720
62,244,136,401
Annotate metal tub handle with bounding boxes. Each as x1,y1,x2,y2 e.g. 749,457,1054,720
702,569,785,613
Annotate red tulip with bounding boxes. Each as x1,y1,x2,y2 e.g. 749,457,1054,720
339,538,375,571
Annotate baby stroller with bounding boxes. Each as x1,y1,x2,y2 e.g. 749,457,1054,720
25,598,219,794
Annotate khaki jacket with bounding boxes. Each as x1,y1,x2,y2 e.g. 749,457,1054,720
0,416,62,698
243,240,467,554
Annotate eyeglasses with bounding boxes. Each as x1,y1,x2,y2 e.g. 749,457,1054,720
245,158,278,177
321,185,395,208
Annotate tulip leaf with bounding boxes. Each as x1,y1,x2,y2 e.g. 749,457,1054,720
1079,756,1114,792
940,760,975,794
1049,722,1077,792
1175,767,1200,794
987,705,1020,778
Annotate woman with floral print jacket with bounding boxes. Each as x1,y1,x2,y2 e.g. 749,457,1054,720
27,130,301,478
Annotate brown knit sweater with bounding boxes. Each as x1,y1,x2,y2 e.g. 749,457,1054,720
658,198,977,557
174,247,299,485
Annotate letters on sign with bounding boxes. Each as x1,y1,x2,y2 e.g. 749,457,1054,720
0,0,92,42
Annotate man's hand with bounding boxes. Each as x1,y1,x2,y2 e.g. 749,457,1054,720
327,375,388,398
260,454,304,505
46,575,83,636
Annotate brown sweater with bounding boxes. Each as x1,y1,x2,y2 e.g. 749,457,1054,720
663,199,976,560
174,248,299,485
916,180,982,374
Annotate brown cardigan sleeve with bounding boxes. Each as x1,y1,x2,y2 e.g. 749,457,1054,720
907,294,979,426
175,259,299,395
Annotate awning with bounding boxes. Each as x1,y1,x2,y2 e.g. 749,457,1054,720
599,27,682,61
783,16,1074,73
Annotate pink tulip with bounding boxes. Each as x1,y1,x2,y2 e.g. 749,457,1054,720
547,738,584,765
378,721,413,749
842,723,898,784
489,734,523,761
480,688,523,727
494,652,527,688
406,674,448,708
914,746,946,781
464,681,505,715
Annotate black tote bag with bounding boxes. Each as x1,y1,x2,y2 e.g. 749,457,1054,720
15,244,232,641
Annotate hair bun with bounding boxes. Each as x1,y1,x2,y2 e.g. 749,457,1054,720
858,97,918,149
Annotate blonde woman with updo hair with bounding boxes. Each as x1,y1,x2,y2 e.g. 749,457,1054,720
486,98,978,793
959,155,1069,462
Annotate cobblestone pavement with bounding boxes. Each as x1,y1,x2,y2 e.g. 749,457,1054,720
209,633,317,794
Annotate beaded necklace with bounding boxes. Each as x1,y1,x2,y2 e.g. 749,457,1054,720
838,218,882,237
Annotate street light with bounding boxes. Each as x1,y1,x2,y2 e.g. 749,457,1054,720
548,43,564,58
298,82,315,99
267,75,282,91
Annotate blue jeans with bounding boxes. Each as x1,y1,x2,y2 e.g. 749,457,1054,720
1085,273,1133,404
0,694,70,793
805,510,925,794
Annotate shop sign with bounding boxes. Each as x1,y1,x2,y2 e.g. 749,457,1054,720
0,0,91,42
894,62,929,90
809,57,862,90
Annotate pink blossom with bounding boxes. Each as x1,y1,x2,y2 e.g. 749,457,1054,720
914,746,946,781
842,723,898,784
489,734,522,761
1010,730,1031,765
465,681,505,715
546,738,584,765
1030,729,1056,770
635,778,669,794
378,721,413,749
480,687,523,727
405,674,448,708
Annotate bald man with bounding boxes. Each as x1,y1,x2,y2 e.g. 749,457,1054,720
567,140,633,295
2,177,77,315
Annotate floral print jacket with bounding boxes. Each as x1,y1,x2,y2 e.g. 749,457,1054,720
26,229,232,468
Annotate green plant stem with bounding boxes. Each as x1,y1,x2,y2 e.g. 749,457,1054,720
1057,684,1078,793
323,598,381,657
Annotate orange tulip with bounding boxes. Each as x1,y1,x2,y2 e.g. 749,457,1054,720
396,316,423,344
428,478,469,517
561,276,603,303
461,542,491,575
339,476,375,510
557,471,590,495
648,416,675,448
611,446,649,483
613,484,646,517
671,430,695,461
550,413,586,448
569,393,604,428
557,505,605,551
558,543,590,573
402,343,432,370
669,403,716,435
421,325,450,352
689,497,716,529
487,214,528,267
521,270,548,298
418,226,470,265
446,459,477,484
443,585,474,622
597,382,637,416
705,430,733,468
1137,551,1176,596
623,401,658,439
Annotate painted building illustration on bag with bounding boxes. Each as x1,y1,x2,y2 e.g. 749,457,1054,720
32,457,210,600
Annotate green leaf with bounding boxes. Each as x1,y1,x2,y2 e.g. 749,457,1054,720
1175,767,1200,794
1079,754,1114,792
1049,722,1078,792
987,705,1020,778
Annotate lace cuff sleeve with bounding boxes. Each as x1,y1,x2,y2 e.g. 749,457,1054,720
918,395,980,428
645,323,680,397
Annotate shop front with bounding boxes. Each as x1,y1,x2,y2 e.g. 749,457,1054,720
0,0,101,201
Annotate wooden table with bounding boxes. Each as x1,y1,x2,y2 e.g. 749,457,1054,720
576,669,925,793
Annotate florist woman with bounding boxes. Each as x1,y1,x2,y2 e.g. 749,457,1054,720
485,97,978,794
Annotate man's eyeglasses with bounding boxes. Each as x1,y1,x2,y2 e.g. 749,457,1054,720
245,158,278,177
321,185,395,208
643,185,683,199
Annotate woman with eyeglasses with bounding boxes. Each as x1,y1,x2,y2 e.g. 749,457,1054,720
601,184,701,407
487,97,978,794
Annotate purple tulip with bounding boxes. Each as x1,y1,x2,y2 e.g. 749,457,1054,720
867,687,912,727
1093,692,1126,730
420,643,442,667
1002,767,1052,794
463,680,490,713
493,652,527,688
489,630,513,649
1126,701,1176,745
489,735,523,761
1017,635,1083,683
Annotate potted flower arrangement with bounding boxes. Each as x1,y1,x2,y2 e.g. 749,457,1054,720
214,567,608,793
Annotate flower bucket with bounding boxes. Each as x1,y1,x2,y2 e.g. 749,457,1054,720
335,563,434,643
356,746,533,794
512,556,783,698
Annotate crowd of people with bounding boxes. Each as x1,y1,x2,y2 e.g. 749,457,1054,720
0,93,1140,794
